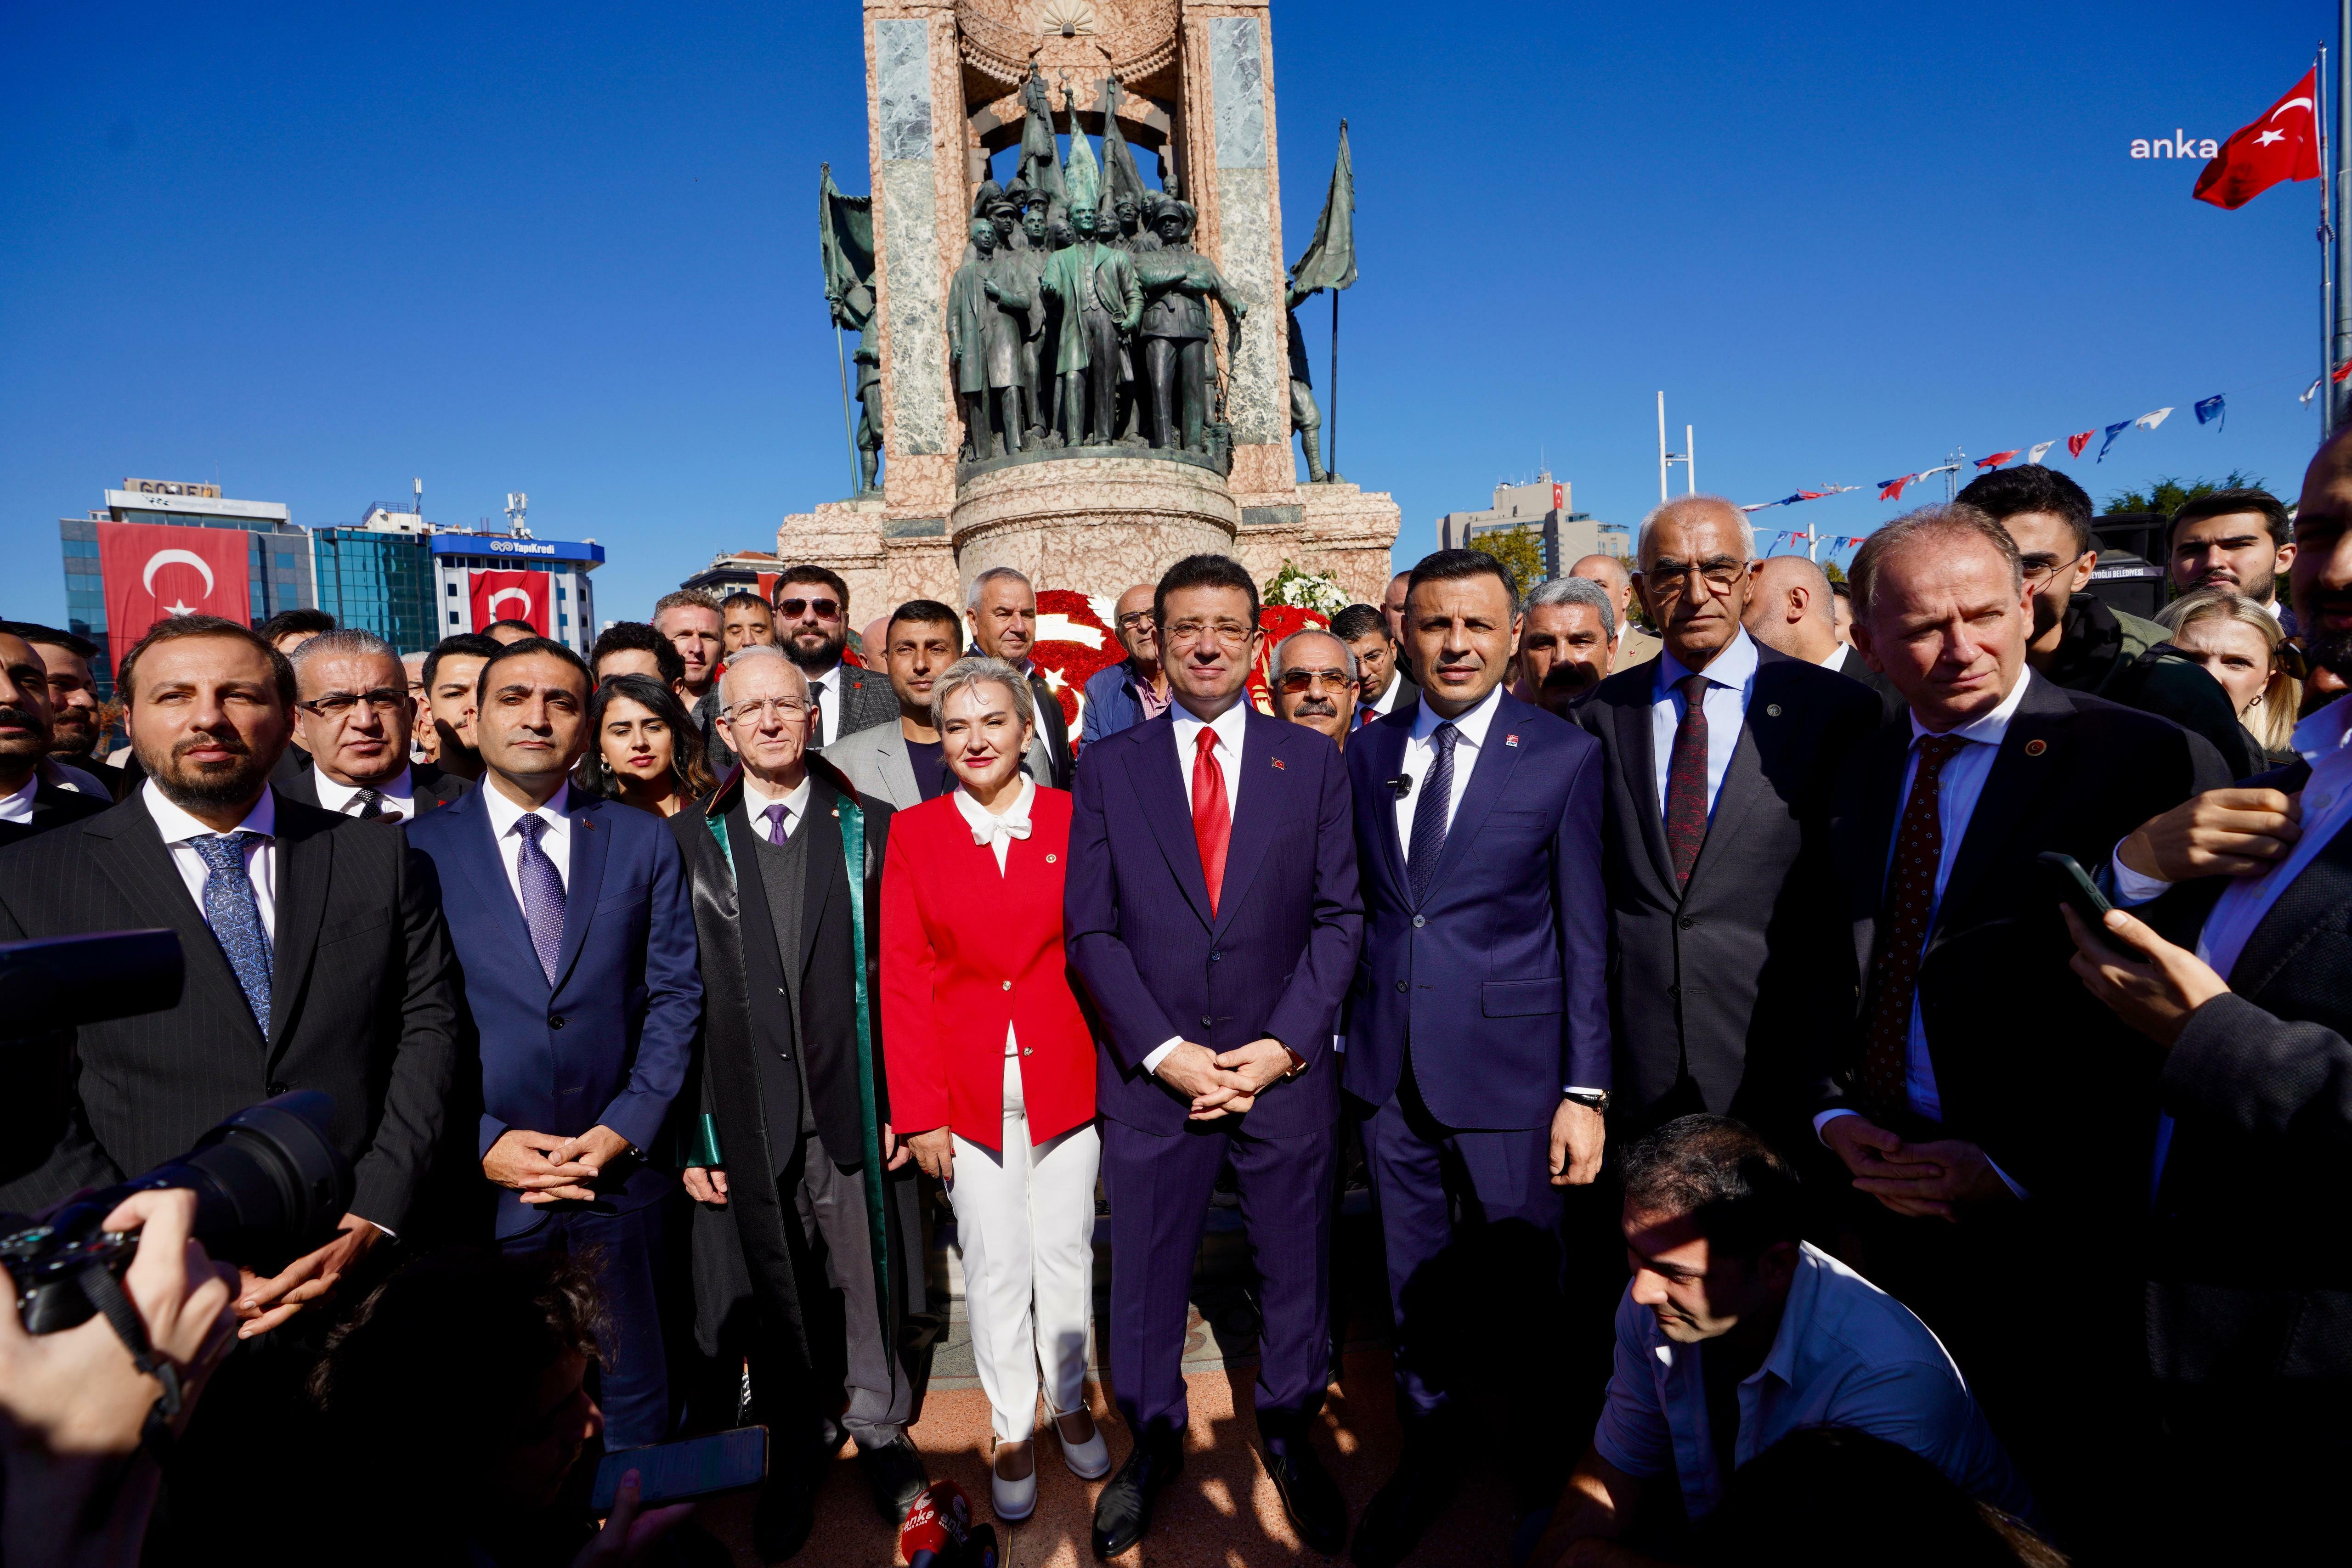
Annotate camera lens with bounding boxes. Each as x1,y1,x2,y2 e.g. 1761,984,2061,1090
119,1091,354,1270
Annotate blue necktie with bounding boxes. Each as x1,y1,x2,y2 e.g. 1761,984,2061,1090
191,832,272,1038
514,814,566,987
1408,722,1460,905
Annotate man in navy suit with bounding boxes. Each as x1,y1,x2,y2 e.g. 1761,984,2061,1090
1067,553,1363,1557
1343,548,1610,1568
407,636,702,1450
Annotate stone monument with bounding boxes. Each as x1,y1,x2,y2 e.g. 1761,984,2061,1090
780,0,1400,611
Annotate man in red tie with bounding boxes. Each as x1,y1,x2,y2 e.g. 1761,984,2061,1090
1065,554,1364,1557
1817,503,2227,1551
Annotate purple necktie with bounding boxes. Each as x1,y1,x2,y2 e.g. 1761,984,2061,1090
513,814,565,986
1663,671,1711,887
763,801,791,845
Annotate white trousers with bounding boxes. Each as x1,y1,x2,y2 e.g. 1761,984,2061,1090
948,1054,1101,1442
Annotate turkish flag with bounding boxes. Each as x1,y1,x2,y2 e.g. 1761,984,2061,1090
97,521,253,650
2195,68,2320,209
469,570,550,636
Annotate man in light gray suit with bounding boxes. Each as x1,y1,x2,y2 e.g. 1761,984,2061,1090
1574,499,1882,1152
829,599,1054,808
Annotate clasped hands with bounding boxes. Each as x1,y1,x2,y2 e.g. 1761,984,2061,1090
1156,1038,1295,1120
1820,1116,2016,1222
485,1124,633,1206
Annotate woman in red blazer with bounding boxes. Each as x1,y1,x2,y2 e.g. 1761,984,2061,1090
880,657,1104,1522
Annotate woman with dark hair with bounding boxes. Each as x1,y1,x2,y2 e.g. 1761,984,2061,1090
577,673,714,816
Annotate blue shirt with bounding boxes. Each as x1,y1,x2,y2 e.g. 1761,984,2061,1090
1649,627,1759,820
1594,1243,2031,1522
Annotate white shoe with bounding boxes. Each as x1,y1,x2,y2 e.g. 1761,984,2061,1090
991,1461,1038,1523
1059,1423,1112,1480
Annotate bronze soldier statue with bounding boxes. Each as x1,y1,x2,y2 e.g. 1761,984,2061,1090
1131,201,1248,454
948,219,1031,459
1041,203,1143,448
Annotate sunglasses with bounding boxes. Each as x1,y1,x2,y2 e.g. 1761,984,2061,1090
777,597,841,620
1278,669,1356,694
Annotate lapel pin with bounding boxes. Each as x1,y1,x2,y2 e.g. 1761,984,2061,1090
1505,733,1521,747
1271,757,1285,770
1765,704,1782,717
2024,739,2047,756
1046,852,1057,863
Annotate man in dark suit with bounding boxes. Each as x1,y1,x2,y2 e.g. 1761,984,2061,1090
1344,549,1609,1566
406,636,702,1451
2063,425,2352,1561
0,613,458,1312
772,564,897,752
1818,504,2228,1549
671,644,927,1553
1332,602,1419,728
0,628,111,846
1581,504,1879,1146
281,629,468,820
968,565,1074,787
1067,553,1363,1557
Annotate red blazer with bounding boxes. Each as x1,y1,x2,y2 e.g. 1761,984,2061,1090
880,786,1096,1151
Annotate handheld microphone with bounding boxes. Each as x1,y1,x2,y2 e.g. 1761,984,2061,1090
1385,775,1413,801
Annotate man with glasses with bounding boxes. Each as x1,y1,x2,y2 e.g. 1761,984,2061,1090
1270,627,1357,748
1068,554,1363,1557
1081,582,1172,745
669,643,929,1554
281,630,469,820
771,564,895,753
1331,603,1419,728
1577,499,1878,1152
1958,466,2249,772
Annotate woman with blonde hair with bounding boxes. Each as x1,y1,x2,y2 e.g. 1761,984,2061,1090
2156,587,2301,766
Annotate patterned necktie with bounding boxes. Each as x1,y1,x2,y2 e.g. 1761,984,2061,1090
191,832,272,1038
1408,722,1460,905
763,801,791,845
1663,672,1713,887
347,787,391,821
513,814,566,987
1191,727,1231,917
1858,733,1971,1121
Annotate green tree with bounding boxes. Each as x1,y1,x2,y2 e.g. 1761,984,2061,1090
1823,559,1848,583
1471,525,1546,598
2103,469,2268,516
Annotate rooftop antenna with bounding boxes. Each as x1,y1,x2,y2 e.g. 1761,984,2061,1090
412,476,423,517
505,491,532,538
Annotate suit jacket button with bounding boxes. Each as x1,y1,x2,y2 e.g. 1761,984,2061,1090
1201,1015,1215,1028
1679,916,1695,929
1210,950,1223,962
1002,980,1012,991
1395,981,1408,993
1023,1047,1033,1056
1412,914,1425,928
548,1015,565,1029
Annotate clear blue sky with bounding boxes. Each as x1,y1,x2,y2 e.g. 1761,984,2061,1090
0,0,2334,626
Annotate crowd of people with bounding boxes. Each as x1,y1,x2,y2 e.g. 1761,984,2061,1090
0,434,2347,1568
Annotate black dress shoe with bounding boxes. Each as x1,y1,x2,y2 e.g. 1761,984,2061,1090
752,1470,819,1562
857,1436,930,1526
1350,1446,1457,1568
1091,1435,1184,1558
1260,1430,1347,1553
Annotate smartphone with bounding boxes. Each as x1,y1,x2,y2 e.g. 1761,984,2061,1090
591,1425,769,1513
2036,851,2114,922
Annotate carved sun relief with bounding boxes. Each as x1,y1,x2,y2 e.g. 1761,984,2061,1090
1036,0,1097,37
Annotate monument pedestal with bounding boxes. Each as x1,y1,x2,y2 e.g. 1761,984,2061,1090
951,451,1239,603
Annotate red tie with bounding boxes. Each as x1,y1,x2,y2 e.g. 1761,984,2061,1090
1357,704,1377,730
1192,727,1231,917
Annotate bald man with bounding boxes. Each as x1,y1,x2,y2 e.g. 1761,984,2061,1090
1747,556,1902,722
1574,499,1881,1147
1080,582,1171,744
1381,570,1415,681
1569,554,1662,668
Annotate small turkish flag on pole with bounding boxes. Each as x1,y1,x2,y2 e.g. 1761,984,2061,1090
469,570,549,636
97,521,253,649
2194,68,2321,209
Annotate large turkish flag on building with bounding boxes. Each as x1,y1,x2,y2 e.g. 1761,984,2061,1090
469,569,549,636
2195,68,2321,209
97,521,253,649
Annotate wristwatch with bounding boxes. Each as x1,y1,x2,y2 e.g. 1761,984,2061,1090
1562,1089,1611,1115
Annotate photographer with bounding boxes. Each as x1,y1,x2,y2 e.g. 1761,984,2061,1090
0,1190,239,1568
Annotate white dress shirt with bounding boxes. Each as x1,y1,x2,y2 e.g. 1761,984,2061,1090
481,779,574,909
311,766,418,822
39,756,112,797
145,780,278,940
0,776,35,825
2112,691,2352,1189
1394,682,1504,856
1148,699,1253,1075
806,662,846,747
1821,643,1855,674
741,769,815,842
955,776,1036,1058
1650,627,1759,819
1816,671,2037,1196
1368,670,1409,717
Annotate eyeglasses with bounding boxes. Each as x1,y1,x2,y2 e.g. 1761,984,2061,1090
1278,669,1356,694
1117,610,1154,629
724,696,812,726
297,688,411,719
1165,620,1255,648
2019,551,2086,587
776,598,841,620
1645,560,1748,595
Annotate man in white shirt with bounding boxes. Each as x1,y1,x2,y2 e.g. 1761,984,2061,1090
763,564,896,755
1816,503,2228,1548
0,629,110,845
2166,486,2295,623
282,630,467,821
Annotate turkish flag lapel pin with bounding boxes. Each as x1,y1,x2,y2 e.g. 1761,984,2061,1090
1505,733,1521,747
1271,757,1285,770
